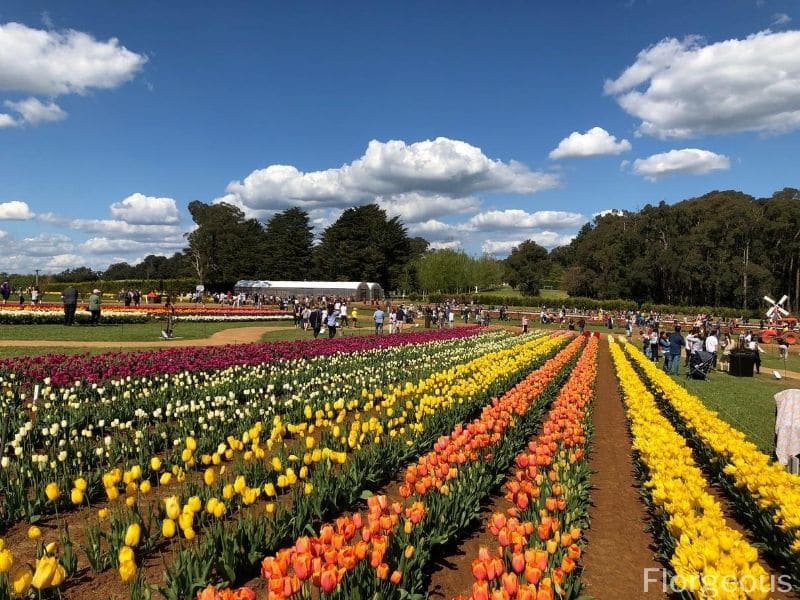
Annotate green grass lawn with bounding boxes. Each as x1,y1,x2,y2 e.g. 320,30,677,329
0,320,291,342
674,371,786,456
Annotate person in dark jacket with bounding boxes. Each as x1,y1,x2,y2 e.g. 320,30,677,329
308,306,322,339
667,326,685,375
62,285,78,325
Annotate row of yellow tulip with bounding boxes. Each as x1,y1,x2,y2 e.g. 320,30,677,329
609,339,772,600
622,343,800,556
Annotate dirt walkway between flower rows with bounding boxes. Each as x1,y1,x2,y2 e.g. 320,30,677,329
581,336,666,598
0,326,298,348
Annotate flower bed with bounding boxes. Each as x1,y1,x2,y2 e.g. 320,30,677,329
235,335,585,600
0,331,567,598
621,343,800,587
459,335,597,600
0,303,292,324
0,308,150,325
609,338,772,599
0,326,481,389
0,330,519,528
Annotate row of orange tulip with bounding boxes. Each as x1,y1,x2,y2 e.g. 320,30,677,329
257,494,425,598
458,336,597,600
399,335,588,501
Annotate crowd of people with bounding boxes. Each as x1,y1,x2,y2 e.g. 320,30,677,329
0,280,42,305
635,319,768,376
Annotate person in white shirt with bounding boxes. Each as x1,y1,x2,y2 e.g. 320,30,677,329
747,334,763,374
686,330,704,354
704,331,719,368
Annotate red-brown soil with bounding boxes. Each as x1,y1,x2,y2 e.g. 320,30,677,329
580,336,666,598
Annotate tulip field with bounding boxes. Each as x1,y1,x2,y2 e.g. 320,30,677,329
0,326,797,599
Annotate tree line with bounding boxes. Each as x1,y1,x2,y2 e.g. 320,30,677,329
552,188,800,310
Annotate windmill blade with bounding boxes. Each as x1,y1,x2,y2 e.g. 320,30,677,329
779,295,789,306
779,307,790,316
764,295,776,305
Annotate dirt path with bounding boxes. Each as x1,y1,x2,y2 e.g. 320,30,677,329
0,325,298,348
581,336,666,598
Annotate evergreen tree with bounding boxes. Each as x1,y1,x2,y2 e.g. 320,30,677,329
262,208,314,279
313,204,411,290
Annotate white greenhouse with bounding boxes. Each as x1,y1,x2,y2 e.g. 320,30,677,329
233,280,384,301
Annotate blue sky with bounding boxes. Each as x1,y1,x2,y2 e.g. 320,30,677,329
0,0,798,272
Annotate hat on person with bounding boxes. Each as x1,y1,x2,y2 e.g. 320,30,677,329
93,289,101,294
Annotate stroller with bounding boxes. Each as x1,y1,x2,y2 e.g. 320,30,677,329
687,350,715,380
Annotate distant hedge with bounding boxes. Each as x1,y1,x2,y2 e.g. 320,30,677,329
43,278,199,295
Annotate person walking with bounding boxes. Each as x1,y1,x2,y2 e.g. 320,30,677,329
659,331,671,371
326,305,340,338
649,327,659,363
308,306,322,339
62,285,78,325
522,315,529,334
88,288,102,326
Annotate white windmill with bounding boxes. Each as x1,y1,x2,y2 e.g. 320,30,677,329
764,294,790,322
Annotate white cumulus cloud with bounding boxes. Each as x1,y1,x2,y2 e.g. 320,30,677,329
549,127,631,159
0,200,35,219
218,137,559,220
605,30,800,137
482,239,525,255
20,233,73,256
0,22,147,96
376,193,480,223
3,97,66,125
631,148,730,179
429,240,463,250
482,231,576,255
80,237,185,254
110,193,180,224
467,209,585,231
